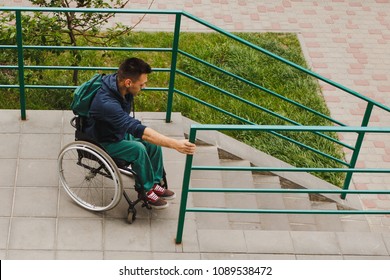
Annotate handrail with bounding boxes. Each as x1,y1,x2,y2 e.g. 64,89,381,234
175,124,390,243
177,49,348,128
174,88,350,167
181,11,390,114
176,69,354,152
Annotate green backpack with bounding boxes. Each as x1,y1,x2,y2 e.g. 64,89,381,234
71,73,104,117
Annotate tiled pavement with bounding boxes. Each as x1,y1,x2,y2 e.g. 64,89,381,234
1,0,390,259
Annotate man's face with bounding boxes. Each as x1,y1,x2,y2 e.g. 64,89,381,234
125,73,148,96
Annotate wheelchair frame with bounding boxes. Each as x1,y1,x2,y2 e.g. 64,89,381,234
58,116,168,223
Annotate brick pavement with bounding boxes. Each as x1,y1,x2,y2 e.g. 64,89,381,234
2,0,390,216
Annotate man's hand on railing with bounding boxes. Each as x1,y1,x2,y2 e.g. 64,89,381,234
142,127,196,155
174,139,196,155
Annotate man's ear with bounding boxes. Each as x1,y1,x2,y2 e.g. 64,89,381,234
125,78,132,88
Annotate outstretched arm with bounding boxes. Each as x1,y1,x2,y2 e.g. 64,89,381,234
141,127,196,155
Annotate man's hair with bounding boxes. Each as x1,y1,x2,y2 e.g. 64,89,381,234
118,57,152,81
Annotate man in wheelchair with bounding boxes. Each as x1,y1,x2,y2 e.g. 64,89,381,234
83,57,196,209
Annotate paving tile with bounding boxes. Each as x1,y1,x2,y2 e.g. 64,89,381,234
103,192,141,220
153,252,201,259
0,134,19,159
180,219,200,253
246,254,296,260
16,159,58,187
0,110,20,133
201,253,255,260
0,218,10,249
0,249,6,259
104,218,151,252
244,230,295,254
198,229,246,253
148,198,183,220
381,233,390,255
296,254,343,260
104,251,153,260
290,231,341,255
13,187,58,217
229,220,262,230
162,160,185,189
312,203,344,232
20,110,63,134
343,255,390,260
195,212,230,230
63,111,76,134
259,214,291,230
337,232,389,256
0,188,14,217
192,189,226,208
150,219,179,252
58,188,104,219
19,134,61,159
7,250,56,260
61,134,75,148
289,224,318,231
341,217,371,232
56,250,103,260
8,217,56,250
57,218,103,250
0,159,17,187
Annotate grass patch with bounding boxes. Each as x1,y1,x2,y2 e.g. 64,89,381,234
0,31,346,186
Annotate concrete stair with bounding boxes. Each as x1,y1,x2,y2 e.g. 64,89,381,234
190,144,353,233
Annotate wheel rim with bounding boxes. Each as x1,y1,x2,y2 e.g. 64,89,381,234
58,142,122,211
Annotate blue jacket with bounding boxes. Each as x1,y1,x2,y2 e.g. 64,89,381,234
85,73,146,142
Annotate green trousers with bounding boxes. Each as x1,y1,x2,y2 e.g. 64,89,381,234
100,134,164,191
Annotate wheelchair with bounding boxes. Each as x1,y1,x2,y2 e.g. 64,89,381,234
58,116,168,224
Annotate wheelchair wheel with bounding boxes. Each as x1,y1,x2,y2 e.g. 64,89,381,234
127,208,137,224
58,141,123,212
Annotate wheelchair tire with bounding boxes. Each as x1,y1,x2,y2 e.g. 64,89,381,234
58,141,123,212
127,208,137,224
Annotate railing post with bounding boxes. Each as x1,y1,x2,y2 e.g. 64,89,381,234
15,10,27,120
175,126,196,244
166,12,181,123
341,102,373,199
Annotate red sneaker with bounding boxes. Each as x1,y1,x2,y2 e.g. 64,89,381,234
152,184,176,200
146,190,168,209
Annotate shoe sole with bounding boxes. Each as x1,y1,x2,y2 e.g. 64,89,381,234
149,201,169,210
160,193,176,200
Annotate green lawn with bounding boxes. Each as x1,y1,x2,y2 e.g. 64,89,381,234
0,31,345,186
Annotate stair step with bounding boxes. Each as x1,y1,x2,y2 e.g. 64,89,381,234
311,202,344,232
190,145,229,229
139,112,185,137
252,171,288,230
252,173,281,186
220,159,261,227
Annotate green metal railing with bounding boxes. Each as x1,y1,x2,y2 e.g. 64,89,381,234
0,7,177,120
1,7,390,244
175,125,390,243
